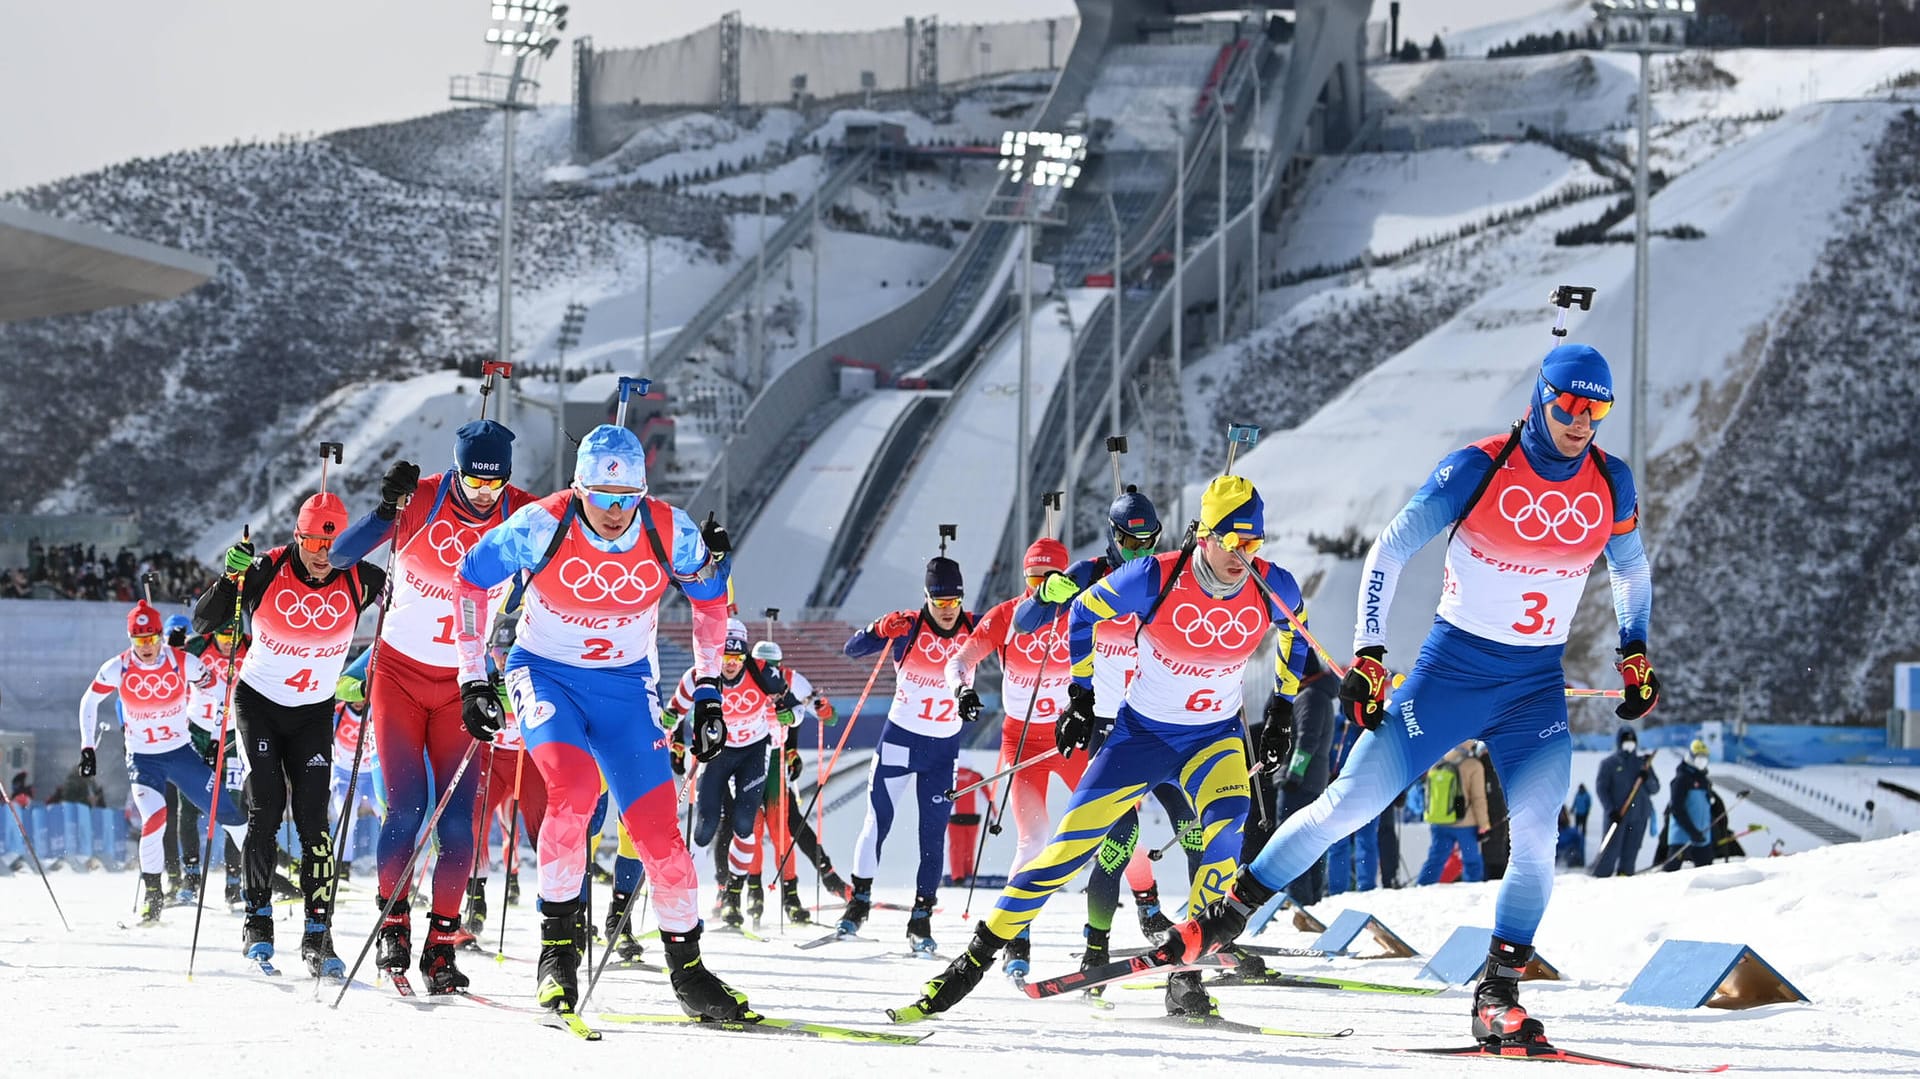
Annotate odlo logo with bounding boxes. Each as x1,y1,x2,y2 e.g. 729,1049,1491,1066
1400,699,1424,738
1538,719,1569,740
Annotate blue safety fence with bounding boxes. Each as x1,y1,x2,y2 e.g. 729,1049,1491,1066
2,804,132,870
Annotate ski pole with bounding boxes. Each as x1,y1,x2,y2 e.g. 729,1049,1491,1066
961,602,1058,919
1563,687,1625,700
4,791,70,932
774,649,886,878
1674,789,1749,863
1227,547,1347,677
496,743,527,959
331,740,482,1007
189,525,249,979
948,748,1059,800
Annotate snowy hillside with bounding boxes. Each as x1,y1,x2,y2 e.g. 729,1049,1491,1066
0,92,1018,550
1179,48,1920,723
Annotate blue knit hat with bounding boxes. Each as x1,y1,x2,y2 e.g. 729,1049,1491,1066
574,424,648,491
455,419,515,478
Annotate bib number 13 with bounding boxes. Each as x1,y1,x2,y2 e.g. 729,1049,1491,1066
1512,592,1556,636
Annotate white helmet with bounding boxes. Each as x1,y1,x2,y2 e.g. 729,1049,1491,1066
751,640,782,664
724,618,749,654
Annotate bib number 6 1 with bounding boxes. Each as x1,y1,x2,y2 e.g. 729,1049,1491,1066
1184,688,1225,713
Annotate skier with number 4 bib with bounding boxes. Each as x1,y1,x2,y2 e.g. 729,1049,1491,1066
452,424,752,1025
1157,343,1659,1052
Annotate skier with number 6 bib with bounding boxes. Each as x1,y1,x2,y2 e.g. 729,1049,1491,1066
452,424,752,1025
192,493,385,976
1158,343,1659,1052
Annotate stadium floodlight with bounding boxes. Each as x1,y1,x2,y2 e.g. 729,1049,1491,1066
1591,0,1692,524
987,129,1084,543
452,0,569,429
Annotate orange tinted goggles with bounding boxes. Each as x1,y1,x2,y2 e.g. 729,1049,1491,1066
295,535,335,553
926,595,964,610
130,632,161,646
1545,383,1613,423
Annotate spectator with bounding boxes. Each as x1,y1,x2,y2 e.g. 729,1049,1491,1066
1590,727,1659,877
1476,741,1510,881
0,540,214,603
1417,742,1489,885
1554,806,1586,869
1376,789,1406,888
1571,783,1592,836
1706,788,1745,861
1660,739,1715,872
9,770,32,808
1324,705,1384,896
50,764,106,808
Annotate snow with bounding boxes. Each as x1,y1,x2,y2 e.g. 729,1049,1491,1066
836,288,1107,620
7,753,1920,1076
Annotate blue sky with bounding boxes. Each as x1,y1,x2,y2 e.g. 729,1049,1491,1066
3,0,1074,193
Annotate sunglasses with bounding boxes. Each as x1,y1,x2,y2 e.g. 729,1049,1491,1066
460,473,507,491
1207,530,1263,555
130,632,161,646
1545,381,1613,424
926,595,964,610
581,488,642,511
1026,574,1047,588
1114,529,1158,551
295,535,335,553
214,631,238,644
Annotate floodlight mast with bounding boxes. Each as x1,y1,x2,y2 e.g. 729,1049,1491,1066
987,130,1084,544
454,0,570,431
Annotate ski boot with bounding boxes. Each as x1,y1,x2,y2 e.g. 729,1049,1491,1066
301,922,345,979
421,913,471,994
174,865,201,906
138,872,166,925
780,879,811,925
662,924,753,1021
606,890,645,961
166,864,182,899
1002,931,1031,983
1080,926,1112,1000
906,893,938,956
504,870,521,906
224,864,243,910
836,875,872,935
242,904,275,961
375,897,412,974
1472,937,1548,1049
720,877,745,929
892,922,1003,1021
821,868,851,900
1226,945,1268,977
536,899,583,1014
1165,969,1217,1018
711,869,732,919
464,876,488,937
1133,885,1174,944
746,879,765,926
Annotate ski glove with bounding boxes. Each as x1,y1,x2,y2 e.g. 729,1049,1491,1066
378,460,420,517
1614,642,1660,720
690,678,727,762
812,696,838,726
1036,572,1079,604
700,512,731,557
222,540,257,577
1257,695,1294,771
956,687,983,723
870,610,917,639
1056,683,1096,757
334,673,365,704
78,747,97,778
460,680,504,741
1339,647,1390,730
669,740,688,777
785,748,803,783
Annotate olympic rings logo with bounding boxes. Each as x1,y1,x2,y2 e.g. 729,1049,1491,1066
1497,486,1605,544
722,688,764,715
917,637,962,664
1169,603,1264,650
555,556,664,604
122,671,183,697
422,518,482,569
274,590,353,631
1012,628,1068,664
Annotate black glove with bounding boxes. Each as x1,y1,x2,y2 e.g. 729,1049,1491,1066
690,677,727,762
701,511,731,557
956,687,983,723
784,748,802,783
379,460,421,518
1339,646,1390,731
1055,683,1096,757
460,680,504,742
1614,642,1660,721
670,740,687,777
1257,695,1294,771
78,747,97,778
166,627,187,648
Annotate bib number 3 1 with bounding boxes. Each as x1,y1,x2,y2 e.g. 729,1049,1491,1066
1512,592,1556,636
